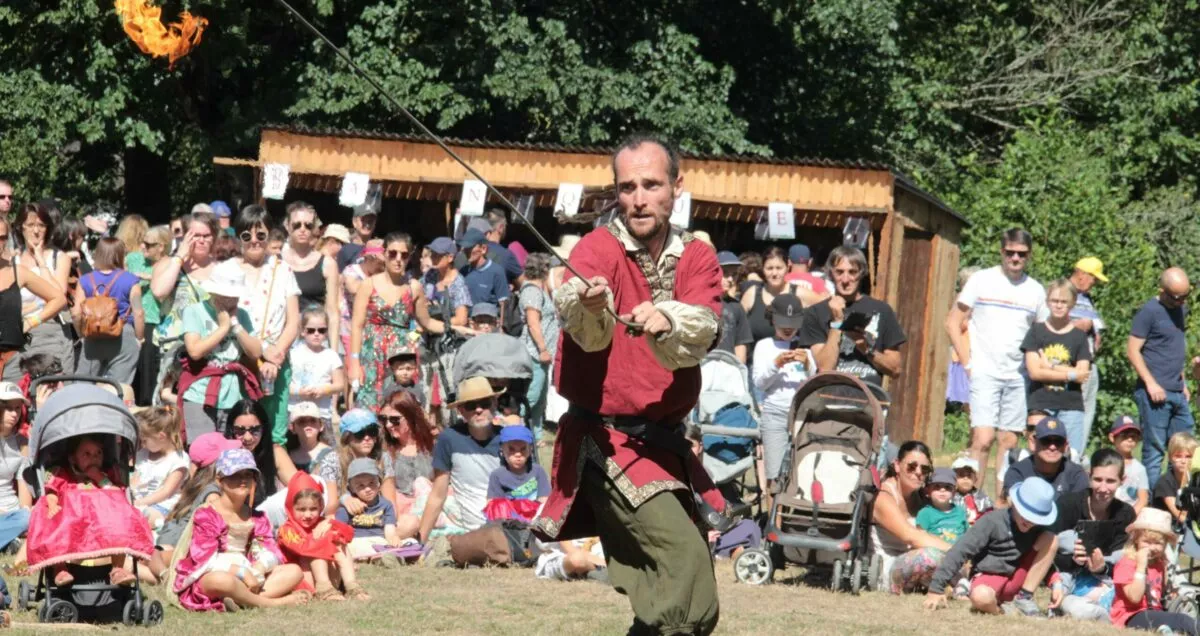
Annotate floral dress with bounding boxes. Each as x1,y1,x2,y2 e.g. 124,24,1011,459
354,285,415,409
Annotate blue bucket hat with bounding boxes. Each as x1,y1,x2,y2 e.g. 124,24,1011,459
215,448,259,477
1009,477,1057,526
340,408,379,435
497,425,534,445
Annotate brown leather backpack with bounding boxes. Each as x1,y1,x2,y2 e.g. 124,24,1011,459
79,273,125,339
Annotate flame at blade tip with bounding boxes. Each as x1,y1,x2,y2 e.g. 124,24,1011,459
114,0,208,68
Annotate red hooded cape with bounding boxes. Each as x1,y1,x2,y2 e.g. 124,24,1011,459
276,472,354,562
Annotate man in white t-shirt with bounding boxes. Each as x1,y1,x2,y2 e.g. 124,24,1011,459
945,228,1048,492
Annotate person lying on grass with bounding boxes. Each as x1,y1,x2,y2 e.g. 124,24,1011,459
923,477,1062,616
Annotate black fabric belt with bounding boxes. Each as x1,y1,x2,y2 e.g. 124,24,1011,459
567,404,693,460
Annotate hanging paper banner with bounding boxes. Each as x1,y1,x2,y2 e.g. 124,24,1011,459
670,192,692,229
262,163,290,200
339,172,370,207
767,202,795,240
460,179,488,216
554,183,584,218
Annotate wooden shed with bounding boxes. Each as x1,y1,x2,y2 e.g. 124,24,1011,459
216,125,967,448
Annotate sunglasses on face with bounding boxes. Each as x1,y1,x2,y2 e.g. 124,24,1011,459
0,234,9,243
387,249,410,261
240,231,268,243
1003,249,1030,259
352,426,379,440
291,221,316,231
304,327,328,335
1039,436,1066,448
460,399,491,412
232,425,263,437
380,414,406,427
0,195,11,201
141,241,160,249
1167,290,1192,303
904,461,933,477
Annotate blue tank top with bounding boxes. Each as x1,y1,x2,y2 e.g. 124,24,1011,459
80,270,139,320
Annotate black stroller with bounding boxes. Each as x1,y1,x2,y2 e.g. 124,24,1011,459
16,377,164,626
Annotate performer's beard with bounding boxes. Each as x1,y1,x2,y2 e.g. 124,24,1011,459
624,211,667,244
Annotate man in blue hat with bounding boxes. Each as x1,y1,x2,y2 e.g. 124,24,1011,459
458,228,510,321
925,476,1063,616
715,251,754,362
1001,416,1088,502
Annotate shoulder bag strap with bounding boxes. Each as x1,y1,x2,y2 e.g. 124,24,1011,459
259,258,281,334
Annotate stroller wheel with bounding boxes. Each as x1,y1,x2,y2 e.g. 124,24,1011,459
42,599,77,624
867,553,882,592
831,559,844,592
16,581,32,611
122,599,139,627
141,600,164,626
850,558,864,595
733,548,774,585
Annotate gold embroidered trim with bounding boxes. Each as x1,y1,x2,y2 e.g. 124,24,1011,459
604,220,694,305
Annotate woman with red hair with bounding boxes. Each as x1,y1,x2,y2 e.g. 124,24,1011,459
378,386,437,539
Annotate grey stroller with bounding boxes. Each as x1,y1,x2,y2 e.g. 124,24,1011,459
16,377,163,626
692,350,764,518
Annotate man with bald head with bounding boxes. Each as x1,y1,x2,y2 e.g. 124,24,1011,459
1128,267,1193,488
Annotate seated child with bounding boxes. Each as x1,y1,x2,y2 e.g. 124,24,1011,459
1110,508,1197,633
950,456,992,525
484,425,548,523
382,343,425,407
335,458,401,559
1152,432,1196,524
41,435,144,587
276,472,362,601
923,477,1062,616
1109,416,1149,513
131,406,189,530
916,468,968,544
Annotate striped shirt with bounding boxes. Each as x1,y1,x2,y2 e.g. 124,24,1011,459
958,266,1048,379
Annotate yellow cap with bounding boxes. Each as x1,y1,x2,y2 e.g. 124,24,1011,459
1074,256,1108,283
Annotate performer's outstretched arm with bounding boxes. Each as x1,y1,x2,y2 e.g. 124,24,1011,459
643,300,719,370
554,276,615,352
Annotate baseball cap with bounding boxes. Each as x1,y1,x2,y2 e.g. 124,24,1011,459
471,303,499,319
0,382,27,404
353,204,377,218
189,432,243,469
215,448,259,477
457,228,487,249
1035,416,1067,441
1074,257,1109,283
929,467,956,487
347,457,380,481
339,408,378,435
1110,415,1141,437
289,402,321,422
951,456,980,474
467,218,493,234
716,251,741,267
210,201,231,218
770,294,804,330
429,237,456,256
788,244,811,262
498,425,534,445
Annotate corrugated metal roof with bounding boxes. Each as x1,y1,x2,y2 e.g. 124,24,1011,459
258,123,966,224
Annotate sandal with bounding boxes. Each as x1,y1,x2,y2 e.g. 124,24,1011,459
291,589,313,604
2,563,28,577
344,585,370,601
315,587,344,602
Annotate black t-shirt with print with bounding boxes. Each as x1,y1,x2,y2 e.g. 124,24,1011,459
1020,323,1092,412
799,295,905,387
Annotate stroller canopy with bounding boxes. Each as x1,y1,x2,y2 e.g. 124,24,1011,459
696,350,757,422
789,372,889,449
452,333,533,385
29,384,138,463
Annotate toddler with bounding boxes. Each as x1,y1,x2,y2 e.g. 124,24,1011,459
1109,416,1149,513
43,435,138,586
1110,508,1196,632
276,472,362,601
924,477,1062,617
289,307,346,420
950,456,992,525
917,468,968,544
383,343,425,406
484,426,549,523
335,458,400,559
131,405,189,529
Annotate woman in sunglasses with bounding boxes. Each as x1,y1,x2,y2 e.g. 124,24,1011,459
14,203,73,373
231,205,301,470
871,440,953,593
378,388,436,539
281,202,339,354
349,232,419,409
151,211,220,368
128,225,171,405
222,399,278,507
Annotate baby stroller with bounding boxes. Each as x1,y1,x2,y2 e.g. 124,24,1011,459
693,350,763,518
16,377,163,626
733,372,889,593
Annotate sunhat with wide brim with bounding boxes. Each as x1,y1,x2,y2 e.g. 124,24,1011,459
449,376,505,407
1127,507,1178,543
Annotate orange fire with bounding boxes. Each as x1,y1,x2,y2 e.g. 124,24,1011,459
114,0,208,67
